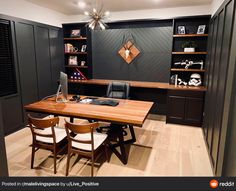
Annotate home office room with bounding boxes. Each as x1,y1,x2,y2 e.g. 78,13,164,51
0,0,236,190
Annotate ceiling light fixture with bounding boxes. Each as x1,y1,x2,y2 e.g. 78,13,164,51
84,7,110,30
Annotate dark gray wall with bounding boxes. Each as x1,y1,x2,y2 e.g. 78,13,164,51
92,25,172,82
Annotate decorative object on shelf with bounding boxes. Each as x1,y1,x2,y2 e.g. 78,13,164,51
197,25,206,34
70,69,88,80
68,56,78,65
118,33,140,64
182,41,197,52
81,45,87,52
178,78,188,86
174,60,204,69
177,26,185,34
65,43,78,52
81,61,86,66
70,29,81,37
188,73,202,86
170,75,176,84
84,6,110,30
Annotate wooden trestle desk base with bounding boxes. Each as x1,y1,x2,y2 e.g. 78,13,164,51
24,95,153,164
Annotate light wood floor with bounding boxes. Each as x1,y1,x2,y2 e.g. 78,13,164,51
5,116,213,176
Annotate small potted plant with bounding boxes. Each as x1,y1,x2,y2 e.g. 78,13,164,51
182,41,197,52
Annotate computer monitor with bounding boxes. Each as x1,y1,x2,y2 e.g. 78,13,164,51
56,71,68,103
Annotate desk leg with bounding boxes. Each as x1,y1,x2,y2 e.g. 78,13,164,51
109,125,127,164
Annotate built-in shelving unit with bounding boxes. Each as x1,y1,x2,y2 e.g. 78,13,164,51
170,16,210,86
62,24,90,80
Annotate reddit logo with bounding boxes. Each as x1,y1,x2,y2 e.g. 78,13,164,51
210,179,219,189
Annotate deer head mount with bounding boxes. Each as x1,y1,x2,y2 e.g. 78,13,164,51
118,33,140,64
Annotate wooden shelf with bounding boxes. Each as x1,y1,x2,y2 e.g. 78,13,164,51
64,37,87,40
172,52,207,55
171,68,205,72
65,52,87,55
68,79,207,92
65,65,88,68
173,34,208,37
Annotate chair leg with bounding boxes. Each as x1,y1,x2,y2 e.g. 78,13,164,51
91,154,94,177
66,152,71,176
53,150,57,174
104,143,109,162
31,146,35,169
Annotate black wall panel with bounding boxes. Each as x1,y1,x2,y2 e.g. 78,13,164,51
92,25,172,82
206,16,219,153
2,95,23,134
15,22,38,105
49,28,64,92
0,102,8,176
203,0,235,175
35,26,52,99
35,27,52,98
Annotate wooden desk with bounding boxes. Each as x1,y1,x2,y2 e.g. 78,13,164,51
24,96,154,164
24,96,153,127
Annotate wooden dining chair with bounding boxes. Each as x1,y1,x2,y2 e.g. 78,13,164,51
64,120,109,176
28,114,67,174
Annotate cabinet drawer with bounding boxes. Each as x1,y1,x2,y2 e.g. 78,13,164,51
168,90,205,98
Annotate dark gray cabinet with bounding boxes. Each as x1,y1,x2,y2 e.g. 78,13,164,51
203,0,236,175
167,90,204,126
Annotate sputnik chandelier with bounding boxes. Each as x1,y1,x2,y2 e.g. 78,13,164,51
84,8,110,30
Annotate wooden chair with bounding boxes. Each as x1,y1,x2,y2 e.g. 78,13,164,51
64,120,108,176
28,114,67,174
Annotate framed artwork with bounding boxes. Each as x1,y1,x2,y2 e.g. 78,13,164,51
70,29,81,37
68,56,78,65
81,45,87,52
197,25,206,34
177,26,185,34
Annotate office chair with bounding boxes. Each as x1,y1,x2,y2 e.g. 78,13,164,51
28,114,67,174
106,81,130,99
98,81,134,138
64,120,108,176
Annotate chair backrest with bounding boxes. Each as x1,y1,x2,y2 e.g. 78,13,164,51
64,120,99,151
106,81,130,99
28,114,59,143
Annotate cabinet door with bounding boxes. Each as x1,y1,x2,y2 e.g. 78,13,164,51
185,97,203,126
167,96,185,123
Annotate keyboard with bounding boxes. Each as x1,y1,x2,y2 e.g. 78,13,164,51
90,99,119,106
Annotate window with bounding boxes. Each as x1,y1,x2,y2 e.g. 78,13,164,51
0,19,17,97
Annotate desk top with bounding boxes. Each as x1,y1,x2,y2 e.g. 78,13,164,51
24,96,154,127
68,79,206,92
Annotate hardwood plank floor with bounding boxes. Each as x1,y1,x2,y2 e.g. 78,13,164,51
5,116,213,176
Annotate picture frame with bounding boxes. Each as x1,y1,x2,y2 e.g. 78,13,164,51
70,29,81,37
68,56,78,65
81,45,87,52
177,26,185,34
197,25,206,34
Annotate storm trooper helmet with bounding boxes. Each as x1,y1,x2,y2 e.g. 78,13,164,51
188,73,202,86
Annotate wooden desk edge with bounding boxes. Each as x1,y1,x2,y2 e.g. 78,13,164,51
68,79,207,92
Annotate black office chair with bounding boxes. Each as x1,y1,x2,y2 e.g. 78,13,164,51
106,81,130,99
97,81,134,137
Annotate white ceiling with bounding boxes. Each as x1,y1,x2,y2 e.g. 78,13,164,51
26,0,212,15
